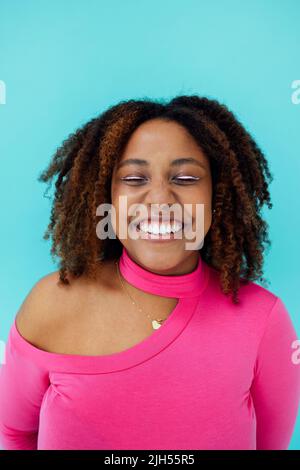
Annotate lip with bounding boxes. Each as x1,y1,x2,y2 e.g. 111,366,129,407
133,219,189,242
138,228,183,242
133,218,184,228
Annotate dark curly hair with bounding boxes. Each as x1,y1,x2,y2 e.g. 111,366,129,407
38,95,274,304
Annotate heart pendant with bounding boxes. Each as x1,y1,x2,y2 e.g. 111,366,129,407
152,320,162,330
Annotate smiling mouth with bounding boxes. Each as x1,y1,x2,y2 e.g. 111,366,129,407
132,219,188,242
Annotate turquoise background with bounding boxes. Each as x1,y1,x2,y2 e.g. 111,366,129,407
0,0,299,449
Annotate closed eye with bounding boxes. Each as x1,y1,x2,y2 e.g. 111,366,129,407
121,176,200,185
173,176,200,184
120,176,148,185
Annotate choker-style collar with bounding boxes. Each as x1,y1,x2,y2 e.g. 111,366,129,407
118,247,208,298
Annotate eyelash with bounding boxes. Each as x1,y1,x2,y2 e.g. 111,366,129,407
121,176,200,185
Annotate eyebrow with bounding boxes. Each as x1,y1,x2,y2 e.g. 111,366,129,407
116,157,206,170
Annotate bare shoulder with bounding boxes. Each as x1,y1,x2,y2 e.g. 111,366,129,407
15,261,117,350
15,271,75,345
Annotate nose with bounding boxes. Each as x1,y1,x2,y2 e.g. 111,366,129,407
140,180,182,222
143,178,178,207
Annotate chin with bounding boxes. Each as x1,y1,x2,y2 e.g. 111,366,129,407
126,245,189,273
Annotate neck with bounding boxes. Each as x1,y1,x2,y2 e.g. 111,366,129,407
117,246,208,299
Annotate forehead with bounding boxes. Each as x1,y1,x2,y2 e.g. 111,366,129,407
120,118,207,162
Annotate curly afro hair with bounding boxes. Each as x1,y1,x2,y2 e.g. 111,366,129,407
38,95,274,304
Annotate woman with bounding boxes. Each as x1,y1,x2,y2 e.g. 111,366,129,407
0,95,299,450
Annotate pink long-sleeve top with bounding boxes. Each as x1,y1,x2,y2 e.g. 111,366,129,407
0,247,300,450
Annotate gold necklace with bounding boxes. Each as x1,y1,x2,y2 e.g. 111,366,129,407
115,260,165,330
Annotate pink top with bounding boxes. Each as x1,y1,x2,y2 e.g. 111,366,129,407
0,247,300,450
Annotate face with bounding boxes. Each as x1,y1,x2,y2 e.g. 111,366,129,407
111,118,213,275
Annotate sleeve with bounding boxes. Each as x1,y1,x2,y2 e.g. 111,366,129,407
250,296,300,450
0,323,50,450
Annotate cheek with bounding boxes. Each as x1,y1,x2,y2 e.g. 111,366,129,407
184,184,212,211
110,182,123,235
111,180,138,205
191,205,211,233
111,180,128,215
111,184,137,237
202,189,213,232
111,180,149,231
185,186,212,233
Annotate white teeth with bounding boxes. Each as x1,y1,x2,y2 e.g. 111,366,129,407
138,221,182,234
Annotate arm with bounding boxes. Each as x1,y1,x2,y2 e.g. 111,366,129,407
250,296,300,450
0,273,61,450
0,331,50,450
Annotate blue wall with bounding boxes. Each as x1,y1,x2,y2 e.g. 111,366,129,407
0,0,299,449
